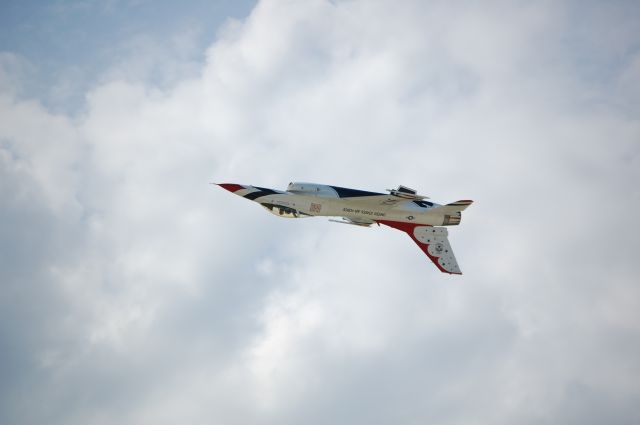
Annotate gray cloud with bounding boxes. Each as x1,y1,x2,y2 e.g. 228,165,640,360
1,1,639,424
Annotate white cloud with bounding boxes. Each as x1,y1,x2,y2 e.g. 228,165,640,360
1,1,639,424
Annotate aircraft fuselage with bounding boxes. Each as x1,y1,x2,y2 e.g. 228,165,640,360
216,182,472,274
218,182,462,226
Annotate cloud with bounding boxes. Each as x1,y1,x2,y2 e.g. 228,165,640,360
1,0,640,424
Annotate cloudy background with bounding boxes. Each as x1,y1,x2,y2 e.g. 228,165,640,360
1,0,640,424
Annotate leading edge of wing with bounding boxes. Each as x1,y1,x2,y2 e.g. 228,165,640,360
377,220,462,275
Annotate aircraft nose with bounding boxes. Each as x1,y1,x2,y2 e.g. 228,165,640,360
217,183,246,193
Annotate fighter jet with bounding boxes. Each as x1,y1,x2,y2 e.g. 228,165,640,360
216,182,473,274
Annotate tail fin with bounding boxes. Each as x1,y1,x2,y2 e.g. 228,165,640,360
378,221,462,274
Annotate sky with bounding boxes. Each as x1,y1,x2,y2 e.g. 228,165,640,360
1,0,640,424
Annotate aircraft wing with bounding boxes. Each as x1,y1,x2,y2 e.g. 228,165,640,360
343,195,412,209
378,221,462,274
329,217,375,227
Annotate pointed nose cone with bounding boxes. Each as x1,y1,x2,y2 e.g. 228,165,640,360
217,183,246,193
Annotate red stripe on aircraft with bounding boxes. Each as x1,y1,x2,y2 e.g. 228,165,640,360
218,183,245,193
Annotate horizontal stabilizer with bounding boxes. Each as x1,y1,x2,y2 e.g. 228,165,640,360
434,199,473,214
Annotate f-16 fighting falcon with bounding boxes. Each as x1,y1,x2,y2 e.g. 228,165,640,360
216,182,473,274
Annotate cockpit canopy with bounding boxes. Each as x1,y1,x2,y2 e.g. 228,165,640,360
261,203,301,218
